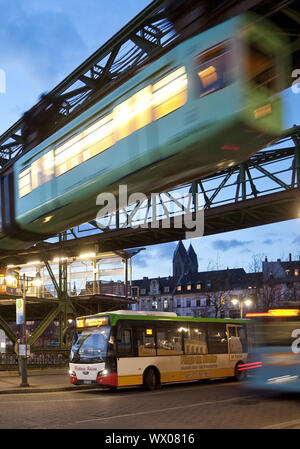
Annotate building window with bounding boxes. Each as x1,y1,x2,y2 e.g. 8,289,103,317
163,299,168,310
196,284,201,290
164,286,170,293
140,288,146,295
196,300,201,307
186,300,191,308
152,300,158,310
286,269,290,276
207,281,212,289
295,269,299,276
177,285,181,292
187,285,191,291
177,301,181,308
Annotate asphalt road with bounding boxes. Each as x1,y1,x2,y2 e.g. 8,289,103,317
1,378,300,430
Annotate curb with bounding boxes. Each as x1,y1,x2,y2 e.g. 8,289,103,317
0,385,100,395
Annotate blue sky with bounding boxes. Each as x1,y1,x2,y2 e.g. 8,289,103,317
0,0,299,280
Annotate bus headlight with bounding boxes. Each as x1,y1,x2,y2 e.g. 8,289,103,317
97,369,109,377
69,370,76,376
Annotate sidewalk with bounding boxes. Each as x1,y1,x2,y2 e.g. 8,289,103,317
0,367,99,394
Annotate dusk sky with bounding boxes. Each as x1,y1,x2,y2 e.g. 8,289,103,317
0,0,299,280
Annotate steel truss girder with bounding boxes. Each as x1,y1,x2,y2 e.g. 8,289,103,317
0,314,16,343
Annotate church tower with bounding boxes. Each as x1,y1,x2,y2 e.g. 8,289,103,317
173,241,198,277
172,241,187,277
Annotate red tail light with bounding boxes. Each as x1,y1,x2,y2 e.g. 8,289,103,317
238,361,262,371
221,144,240,151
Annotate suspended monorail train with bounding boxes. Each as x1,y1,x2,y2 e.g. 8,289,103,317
0,13,289,251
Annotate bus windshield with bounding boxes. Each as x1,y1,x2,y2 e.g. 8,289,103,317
70,326,111,364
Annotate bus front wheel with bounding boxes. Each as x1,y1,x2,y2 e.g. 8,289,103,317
143,367,160,391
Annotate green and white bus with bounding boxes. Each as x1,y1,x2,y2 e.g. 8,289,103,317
68,311,249,390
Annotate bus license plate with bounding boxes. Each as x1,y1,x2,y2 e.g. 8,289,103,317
83,380,92,384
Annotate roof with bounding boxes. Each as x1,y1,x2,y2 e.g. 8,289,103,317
76,310,248,326
132,268,261,295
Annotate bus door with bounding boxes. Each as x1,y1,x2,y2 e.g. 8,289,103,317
226,324,246,357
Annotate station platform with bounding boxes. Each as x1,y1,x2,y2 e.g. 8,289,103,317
0,367,98,394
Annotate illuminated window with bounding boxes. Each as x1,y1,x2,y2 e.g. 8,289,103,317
55,113,114,177
177,285,181,292
18,167,32,198
152,300,158,310
153,66,187,120
114,86,152,140
196,42,232,97
295,269,299,276
30,151,55,189
198,66,218,89
196,284,201,290
187,284,192,291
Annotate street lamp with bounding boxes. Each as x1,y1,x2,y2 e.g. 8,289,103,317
7,270,42,387
231,298,253,318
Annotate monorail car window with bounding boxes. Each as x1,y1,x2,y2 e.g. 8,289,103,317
18,167,31,198
247,44,277,94
31,151,54,188
55,113,114,177
113,86,152,140
153,66,187,120
196,43,232,97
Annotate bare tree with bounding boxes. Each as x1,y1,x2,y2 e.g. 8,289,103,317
203,289,231,318
248,253,264,273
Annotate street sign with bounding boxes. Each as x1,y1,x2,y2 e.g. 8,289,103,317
16,298,24,325
18,344,30,357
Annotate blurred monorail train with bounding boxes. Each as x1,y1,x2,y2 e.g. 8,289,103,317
0,13,289,251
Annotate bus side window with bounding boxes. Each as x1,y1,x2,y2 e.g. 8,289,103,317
157,323,183,356
135,327,156,357
196,42,233,97
184,324,208,355
207,326,228,354
117,329,133,356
